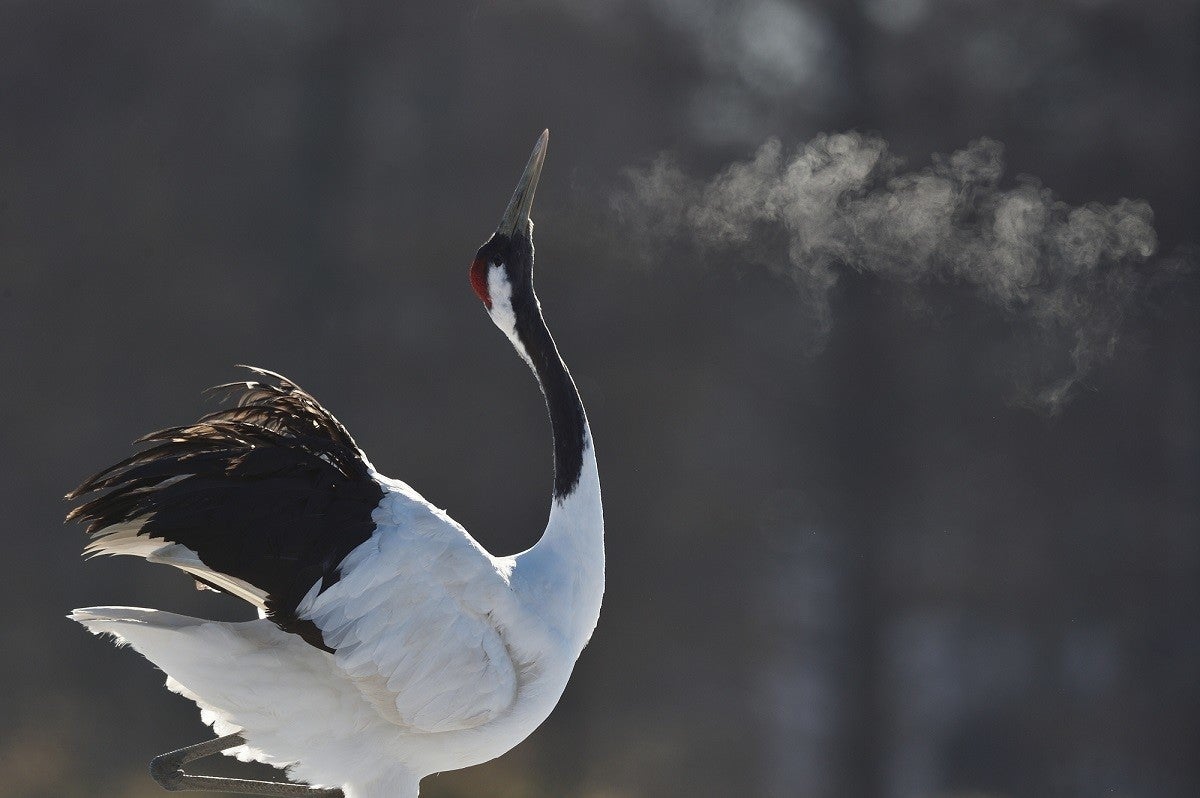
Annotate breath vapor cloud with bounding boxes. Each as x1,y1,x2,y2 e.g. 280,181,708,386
613,133,1163,411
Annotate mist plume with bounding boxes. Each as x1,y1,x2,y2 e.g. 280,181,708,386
613,133,1164,412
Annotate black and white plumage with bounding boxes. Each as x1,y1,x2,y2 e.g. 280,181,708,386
68,131,605,798
68,369,384,652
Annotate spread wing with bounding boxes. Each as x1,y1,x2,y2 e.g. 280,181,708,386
299,480,519,732
68,367,518,730
68,368,382,649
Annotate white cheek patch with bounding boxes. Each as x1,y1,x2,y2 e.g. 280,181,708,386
487,264,534,369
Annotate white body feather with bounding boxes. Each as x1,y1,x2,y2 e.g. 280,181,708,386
73,444,603,798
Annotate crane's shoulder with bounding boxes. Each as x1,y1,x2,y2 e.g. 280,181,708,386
371,473,510,578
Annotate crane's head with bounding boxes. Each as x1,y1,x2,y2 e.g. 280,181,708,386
470,130,548,336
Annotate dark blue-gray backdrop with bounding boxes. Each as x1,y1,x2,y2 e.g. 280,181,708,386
2,2,1197,797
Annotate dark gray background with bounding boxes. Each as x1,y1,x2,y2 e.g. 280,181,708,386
2,2,1197,797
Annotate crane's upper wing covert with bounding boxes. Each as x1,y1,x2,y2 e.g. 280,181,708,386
299,488,518,733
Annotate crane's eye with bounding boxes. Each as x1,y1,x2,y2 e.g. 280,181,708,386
469,258,492,309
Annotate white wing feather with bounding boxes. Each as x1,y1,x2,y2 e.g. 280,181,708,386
301,478,519,733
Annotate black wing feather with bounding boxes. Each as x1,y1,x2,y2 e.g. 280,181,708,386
66,367,384,651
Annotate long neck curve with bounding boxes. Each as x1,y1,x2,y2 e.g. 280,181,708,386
513,290,590,501
511,286,604,646
493,237,603,647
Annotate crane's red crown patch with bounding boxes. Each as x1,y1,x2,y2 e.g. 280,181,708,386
469,258,492,309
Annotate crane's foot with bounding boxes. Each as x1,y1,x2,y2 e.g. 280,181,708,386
149,733,344,797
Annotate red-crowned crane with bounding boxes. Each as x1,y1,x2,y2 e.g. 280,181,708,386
67,130,604,798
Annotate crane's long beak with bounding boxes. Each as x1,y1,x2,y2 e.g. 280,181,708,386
498,129,549,238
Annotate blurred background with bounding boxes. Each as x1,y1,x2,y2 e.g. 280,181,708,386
1,1,1197,796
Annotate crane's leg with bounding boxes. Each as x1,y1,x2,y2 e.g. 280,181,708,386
149,734,344,797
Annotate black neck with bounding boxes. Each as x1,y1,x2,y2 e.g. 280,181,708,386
512,290,588,500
